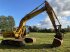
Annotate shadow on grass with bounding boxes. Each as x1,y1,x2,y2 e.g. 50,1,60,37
0,44,53,49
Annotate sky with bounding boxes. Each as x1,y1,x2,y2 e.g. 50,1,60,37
0,0,70,28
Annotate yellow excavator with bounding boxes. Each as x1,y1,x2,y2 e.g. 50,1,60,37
1,1,63,47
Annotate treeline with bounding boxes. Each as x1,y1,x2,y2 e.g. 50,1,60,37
28,26,54,33
28,26,70,33
0,16,15,32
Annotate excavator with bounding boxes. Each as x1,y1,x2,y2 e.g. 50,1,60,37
1,1,63,47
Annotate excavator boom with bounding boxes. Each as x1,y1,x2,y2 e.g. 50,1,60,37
15,1,58,38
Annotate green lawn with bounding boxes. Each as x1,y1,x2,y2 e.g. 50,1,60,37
0,32,70,52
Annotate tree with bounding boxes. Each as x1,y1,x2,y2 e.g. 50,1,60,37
67,25,70,32
28,26,39,32
7,16,15,31
28,26,32,32
32,26,39,32
0,16,7,31
0,15,15,32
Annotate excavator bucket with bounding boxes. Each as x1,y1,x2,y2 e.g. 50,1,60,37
52,33,63,47
52,25,63,47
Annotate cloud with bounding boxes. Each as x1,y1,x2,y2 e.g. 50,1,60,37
56,16,70,28
36,0,70,28
36,16,53,29
61,11,70,16
47,0,70,16
36,16,70,29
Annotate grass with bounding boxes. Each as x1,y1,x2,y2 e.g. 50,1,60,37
0,32,70,52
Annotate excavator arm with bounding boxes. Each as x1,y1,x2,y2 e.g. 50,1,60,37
15,1,58,38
